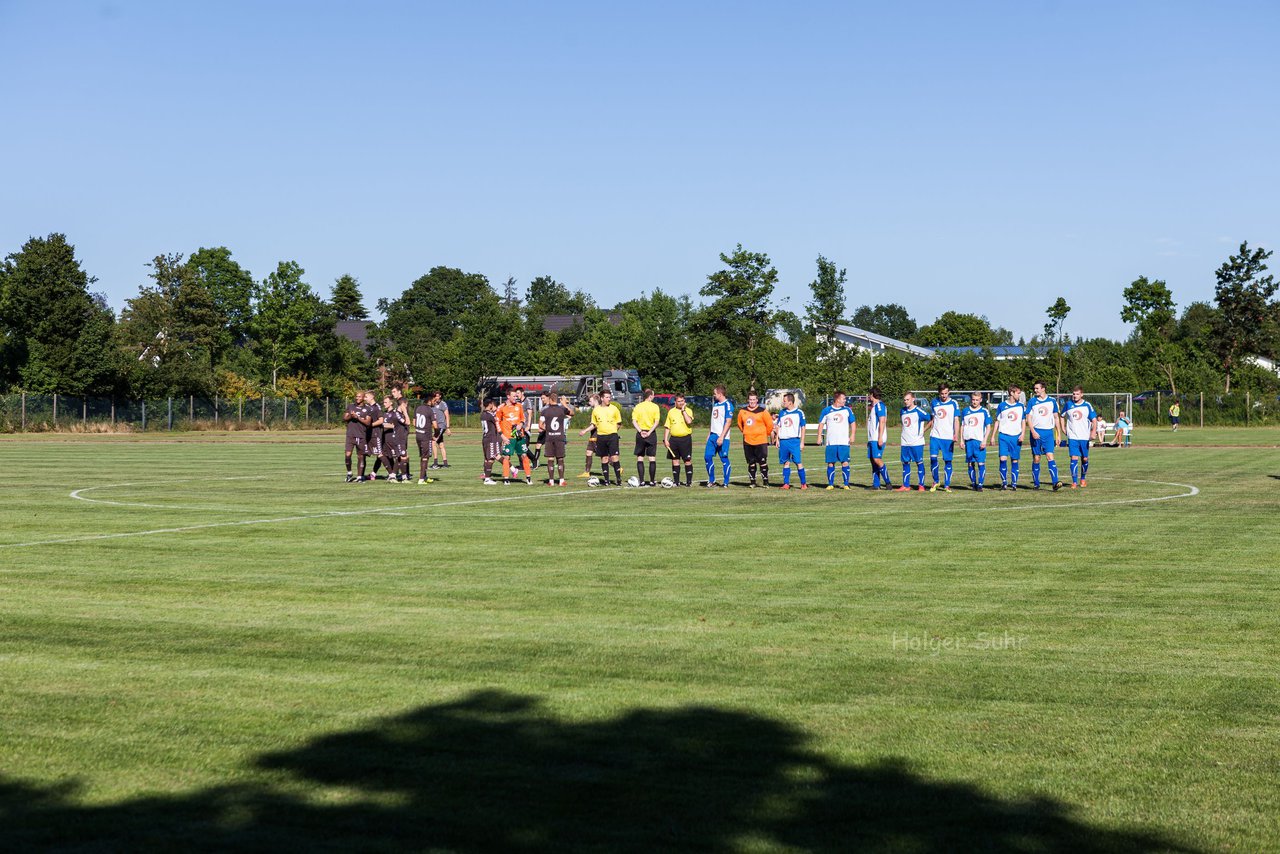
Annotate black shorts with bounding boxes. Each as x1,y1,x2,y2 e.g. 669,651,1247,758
634,432,658,457
543,436,566,459
416,435,433,457
586,435,598,453
531,431,544,447
596,433,620,457
667,434,693,461
345,433,365,453
384,435,404,458
744,442,768,466
483,439,503,461
433,427,446,445
365,436,382,456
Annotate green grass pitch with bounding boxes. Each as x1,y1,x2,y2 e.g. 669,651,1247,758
1,428,1277,851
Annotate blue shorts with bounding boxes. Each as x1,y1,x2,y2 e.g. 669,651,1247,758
1068,438,1091,458
900,445,924,464
825,444,850,464
1030,429,1055,456
705,435,730,459
778,438,802,465
998,433,1022,459
867,441,884,460
964,439,986,464
929,437,954,461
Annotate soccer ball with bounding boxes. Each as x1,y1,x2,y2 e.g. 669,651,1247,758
660,477,675,489
587,476,600,487
627,476,641,488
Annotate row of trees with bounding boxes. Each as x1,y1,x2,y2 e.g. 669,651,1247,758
1,234,1277,403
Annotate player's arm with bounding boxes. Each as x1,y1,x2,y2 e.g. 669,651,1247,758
877,409,886,447
850,417,857,445
952,414,960,443
662,424,672,452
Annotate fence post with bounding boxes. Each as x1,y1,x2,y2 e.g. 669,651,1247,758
238,397,243,423
168,397,173,431
82,399,86,428
53,393,58,425
214,394,219,426
21,391,25,430
190,395,194,424
464,397,469,429
325,397,329,426
142,401,147,431
304,398,309,426
261,396,266,425
1246,391,1250,425
1156,391,1161,426
284,397,288,424
1199,392,1204,428
111,397,115,427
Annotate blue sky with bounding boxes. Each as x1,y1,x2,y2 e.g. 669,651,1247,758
3,0,1277,341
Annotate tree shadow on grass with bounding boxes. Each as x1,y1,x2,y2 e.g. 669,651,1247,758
1,690,1198,852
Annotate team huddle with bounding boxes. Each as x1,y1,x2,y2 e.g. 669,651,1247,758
343,380,1104,492
342,386,452,483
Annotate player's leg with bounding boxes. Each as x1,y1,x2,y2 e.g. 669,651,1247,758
647,454,656,486
930,443,941,486
704,438,717,486
915,448,926,488
746,444,757,486
611,452,622,485
1011,449,1020,489
582,440,595,477
719,441,731,486
1046,448,1060,487
760,447,770,486
841,459,850,488
780,444,791,487
521,452,532,483
1031,450,1041,488
976,450,987,491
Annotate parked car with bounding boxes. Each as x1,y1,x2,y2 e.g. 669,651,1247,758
1133,389,1173,404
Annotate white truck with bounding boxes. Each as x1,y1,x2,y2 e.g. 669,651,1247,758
477,369,644,409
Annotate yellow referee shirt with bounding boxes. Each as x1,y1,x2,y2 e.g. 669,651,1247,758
664,406,694,438
591,403,622,436
632,400,661,432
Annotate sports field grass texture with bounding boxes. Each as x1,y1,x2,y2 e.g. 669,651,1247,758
1,428,1277,851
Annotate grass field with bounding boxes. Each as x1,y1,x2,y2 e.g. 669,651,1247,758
1,427,1277,851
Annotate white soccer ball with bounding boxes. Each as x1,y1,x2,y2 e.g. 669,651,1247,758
627,476,641,488
587,476,600,487
660,477,675,489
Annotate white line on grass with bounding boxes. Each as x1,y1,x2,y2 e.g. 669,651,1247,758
1,487,616,551
69,476,268,508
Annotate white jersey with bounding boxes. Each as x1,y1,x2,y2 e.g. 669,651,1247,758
775,408,805,441
1062,399,1097,441
929,398,960,441
996,400,1027,436
961,405,991,442
899,406,929,447
709,399,733,438
819,405,854,446
1027,396,1058,431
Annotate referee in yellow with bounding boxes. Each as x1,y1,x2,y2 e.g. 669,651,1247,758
582,389,623,485
662,393,695,487
631,388,662,487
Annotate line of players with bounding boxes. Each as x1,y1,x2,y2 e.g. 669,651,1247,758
350,379,1103,491
341,386,453,483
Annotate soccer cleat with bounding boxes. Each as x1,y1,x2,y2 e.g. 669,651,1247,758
345,474,355,483
559,479,567,486
1070,483,1078,489
1009,484,1017,491
1052,481,1063,492
879,483,891,491
825,485,835,491
483,478,497,485
799,484,809,490
704,482,715,489
577,471,590,478
895,485,911,492
1080,479,1087,488
943,486,952,492
762,480,770,487
748,482,756,489
525,477,533,485
780,484,791,490
975,484,983,492
839,484,849,490
1030,484,1040,490
929,484,938,493
916,485,927,492
442,462,451,468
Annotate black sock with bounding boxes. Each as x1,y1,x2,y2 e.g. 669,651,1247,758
648,461,656,483
637,461,645,482
748,463,757,482
345,456,352,473
761,464,769,483
685,463,693,485
613,462,622,483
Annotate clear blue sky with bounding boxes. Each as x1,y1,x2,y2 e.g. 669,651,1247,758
3,0,1277,341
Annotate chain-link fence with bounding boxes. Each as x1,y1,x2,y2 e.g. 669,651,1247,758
0,394,485,432
1130,391,1280,427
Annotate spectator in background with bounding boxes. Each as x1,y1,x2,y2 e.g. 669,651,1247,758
1114,411,1133,448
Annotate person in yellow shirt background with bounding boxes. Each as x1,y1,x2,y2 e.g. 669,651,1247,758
1169,400,1180,432
631,388,662,487
737,391,776,488
581,389,623,485
663,393,695,487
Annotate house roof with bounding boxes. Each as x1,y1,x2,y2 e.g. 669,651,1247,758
335,319,375,352
542,313,622,333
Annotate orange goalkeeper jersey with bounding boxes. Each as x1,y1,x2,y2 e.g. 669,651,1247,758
737,406,774,445
496,403,527,438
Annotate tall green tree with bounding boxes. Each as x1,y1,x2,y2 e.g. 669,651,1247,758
1043,297,1071,394
1212,241,1277,392
251,261,330,390
377,267,492,356
186,246,255,349
330,275,369,321
0,233,116,394
915,312,1007,348
697,244,779,391
850,303,917,341
525,275,592,317
805,255,848,391
118,253,223,396
1121,276,1182,394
